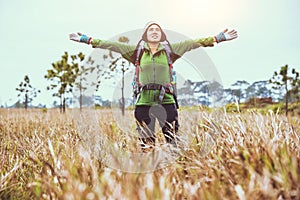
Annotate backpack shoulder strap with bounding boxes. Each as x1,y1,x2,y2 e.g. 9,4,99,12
135,40,145,66
133,40,145,86
134,40,175,84
162,41,174,83
162,42,173,65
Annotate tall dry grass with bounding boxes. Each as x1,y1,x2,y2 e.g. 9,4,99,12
0,107,299,199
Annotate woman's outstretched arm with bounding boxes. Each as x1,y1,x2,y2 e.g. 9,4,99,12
69,32,136,63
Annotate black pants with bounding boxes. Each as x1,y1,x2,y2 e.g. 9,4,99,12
134,104,179,145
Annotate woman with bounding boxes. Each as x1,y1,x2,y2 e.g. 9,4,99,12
69,22,238,151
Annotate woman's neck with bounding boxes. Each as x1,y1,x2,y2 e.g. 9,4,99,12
148,42,160,54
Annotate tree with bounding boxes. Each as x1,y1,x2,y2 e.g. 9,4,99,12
231,80,250,103
223,88,235,104
70,53,99,111
106,36,130,115
269,64,299,115
16,75,40,110
290,68,300,102
177,79,194,106
245,80,273,100
193,81,210,106
45,52,79,113
71,52,85,111
206,81,224,107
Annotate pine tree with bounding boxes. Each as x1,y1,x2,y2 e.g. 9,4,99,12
16,75,40,110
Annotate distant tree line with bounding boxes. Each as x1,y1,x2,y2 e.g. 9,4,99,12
12,47,300,116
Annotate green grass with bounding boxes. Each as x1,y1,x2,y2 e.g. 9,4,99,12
225,101,300,116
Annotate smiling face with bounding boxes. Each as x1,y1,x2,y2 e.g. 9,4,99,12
146,24,162,43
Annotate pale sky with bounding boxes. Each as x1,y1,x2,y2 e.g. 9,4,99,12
0,0,299,106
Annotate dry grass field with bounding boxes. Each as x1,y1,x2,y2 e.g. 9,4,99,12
0,107,299,199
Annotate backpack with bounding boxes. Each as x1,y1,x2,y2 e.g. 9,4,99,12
132,39,180,108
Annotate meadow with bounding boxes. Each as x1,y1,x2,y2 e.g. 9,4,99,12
0,107,299,199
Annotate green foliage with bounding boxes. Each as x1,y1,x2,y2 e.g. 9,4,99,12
231,80,249,103
105,36,131,116
45,52,77,94
45,52,92,112
15,75,40,110
290,68,300,101
269,64,300,115
224,101,300,116
225,103,247,113
71,54,98,111
40,107,48,113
